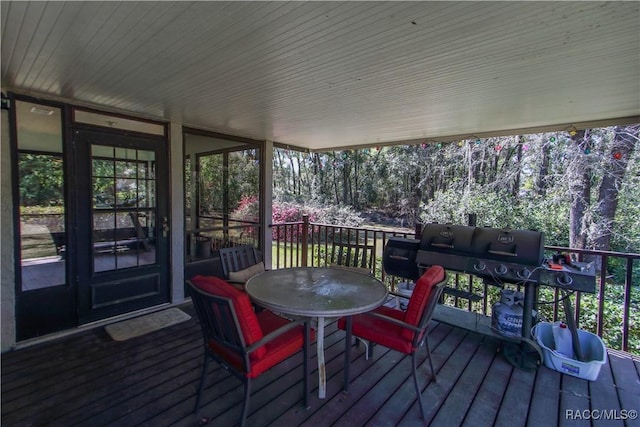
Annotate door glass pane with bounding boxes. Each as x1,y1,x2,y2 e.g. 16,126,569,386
93,211,117,272
145,180,156,208
92,145,157,273
137,212,155,267
15,101,66,291
115,178,138,207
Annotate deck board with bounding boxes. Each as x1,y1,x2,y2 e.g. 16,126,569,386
283,324,398,427
558,375,591,427
589,357,624,427
403,330,484,426
494,365,536,427
526,364,561,427
461,350,514,427
359,323,454,426
429,336,499,427
335,326,445,426
2,303,639,427
609,350,640,419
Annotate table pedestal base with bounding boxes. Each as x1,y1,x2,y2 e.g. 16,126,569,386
317,317,326,399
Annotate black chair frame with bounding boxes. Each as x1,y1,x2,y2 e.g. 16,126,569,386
348,275,447,420
188,281,311,427
219,245,261,279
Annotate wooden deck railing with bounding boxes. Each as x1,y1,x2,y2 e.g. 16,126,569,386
271,215,417,285
186,215,260,261
270,216,639,354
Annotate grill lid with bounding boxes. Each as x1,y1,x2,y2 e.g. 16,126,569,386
418,223,545,266
419,223,475,254
471,227,544,266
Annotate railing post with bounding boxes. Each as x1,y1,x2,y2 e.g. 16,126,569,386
622,257,633,352
596,255,607,337
301,215,309,267
414,222,422,239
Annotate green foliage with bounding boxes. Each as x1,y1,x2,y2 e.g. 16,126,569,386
198,149,260,216
535,283,640,355
611,144,640,254
274,127,638,256
311,203,365,227
18,153,64,206
20,206,64,215
420,188,571,244
272,125,639,353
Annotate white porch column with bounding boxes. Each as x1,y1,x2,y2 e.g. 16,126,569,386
1,105,16,352
262,140,274,269
169,122,185,303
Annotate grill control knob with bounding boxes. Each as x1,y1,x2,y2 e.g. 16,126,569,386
473,260,486,271
517,268,531,279
556,273,573,287
495,264,508,275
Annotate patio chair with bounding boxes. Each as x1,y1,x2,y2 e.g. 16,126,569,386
329,241,374,275
188,275,311,427
219,245,265,291
338,265,447,420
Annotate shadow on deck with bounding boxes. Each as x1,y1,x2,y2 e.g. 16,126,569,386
2,303,639,427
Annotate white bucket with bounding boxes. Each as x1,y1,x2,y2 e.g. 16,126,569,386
532,322,607,381
395,281,415,298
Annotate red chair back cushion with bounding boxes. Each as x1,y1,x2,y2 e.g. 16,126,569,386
401,265,445,340
190,275,266,358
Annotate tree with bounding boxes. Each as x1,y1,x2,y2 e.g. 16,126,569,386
272,125,639,256
593,125,639,251
567,129,591,249
535,137,551,196
18,153,64,206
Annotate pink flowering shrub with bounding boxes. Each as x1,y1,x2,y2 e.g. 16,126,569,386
232,195,259,222
233,198,365,242
271,202,364,241
231,195,259,236
272,203,319,241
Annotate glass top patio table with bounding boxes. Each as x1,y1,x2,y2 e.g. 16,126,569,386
245,267,388,399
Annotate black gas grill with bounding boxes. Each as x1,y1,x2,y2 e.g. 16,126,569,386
384,223,595,293
418,224,544,284
384,223,596,370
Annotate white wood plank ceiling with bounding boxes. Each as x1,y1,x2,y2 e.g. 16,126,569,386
2,1,639,151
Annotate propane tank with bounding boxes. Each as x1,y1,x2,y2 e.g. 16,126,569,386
491,289,524,338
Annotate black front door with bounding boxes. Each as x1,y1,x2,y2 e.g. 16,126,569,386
74,128,169,324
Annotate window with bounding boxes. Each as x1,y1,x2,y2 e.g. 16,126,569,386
184,132,261,260
15,101,66,290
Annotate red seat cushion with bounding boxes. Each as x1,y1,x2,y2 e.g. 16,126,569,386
249,310,309,378
401,265,445,340
208,310,308,378
190,275,266,359
191,275,310,378
338,306,414,354
338,266,445,355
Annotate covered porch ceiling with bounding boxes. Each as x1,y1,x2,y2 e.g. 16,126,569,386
2,1,639,151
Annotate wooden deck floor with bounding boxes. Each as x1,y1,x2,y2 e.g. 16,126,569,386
2,303,639,427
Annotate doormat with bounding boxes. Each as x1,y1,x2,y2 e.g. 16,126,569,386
105,308,191,341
